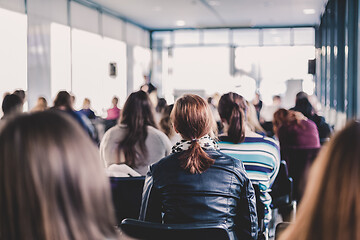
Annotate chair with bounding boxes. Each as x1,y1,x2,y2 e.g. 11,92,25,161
270,160,293,209
120,218,232,240
252,184,266,240
280,148,319,201
275,222,291,239
110,176,145,226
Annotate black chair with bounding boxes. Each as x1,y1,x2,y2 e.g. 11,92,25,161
270,160,293,209
120,218,231,240
109,176,145,226
252,184,266,240
275,222,291,239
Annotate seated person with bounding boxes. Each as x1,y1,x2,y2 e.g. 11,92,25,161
217,92,280,231
100,90,172,176
0,111,117,239
273,109,320,201
279,121,360,240
140,94,258,240
30,96,48,112
290,92,331,144
79,98,96,119
107,96,121,120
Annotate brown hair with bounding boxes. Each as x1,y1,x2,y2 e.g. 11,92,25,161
160,104,174,138
279,120,360,240
118,90,157,167
53,90,72,110
273,108,306,135
218,92,246,143
0,111,117,240
171,94,215,174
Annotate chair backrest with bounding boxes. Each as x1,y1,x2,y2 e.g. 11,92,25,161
281,148,319,201
252,184,266,239
109,176,145,226
120,218,231,240
270,160,293,208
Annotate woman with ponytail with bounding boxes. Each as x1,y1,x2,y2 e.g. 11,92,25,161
140,94,258,240
218,92,280,234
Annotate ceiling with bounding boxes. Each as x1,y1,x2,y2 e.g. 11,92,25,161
90,0,328,30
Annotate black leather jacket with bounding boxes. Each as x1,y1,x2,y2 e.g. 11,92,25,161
139,150,258,240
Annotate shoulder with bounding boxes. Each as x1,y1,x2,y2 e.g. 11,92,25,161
147,126,172,143
150,152,179,174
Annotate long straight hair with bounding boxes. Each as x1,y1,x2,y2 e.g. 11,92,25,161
118,90,157,167
0,111,117,240
279,120,360,240
171,94,215,174
218,92,246,144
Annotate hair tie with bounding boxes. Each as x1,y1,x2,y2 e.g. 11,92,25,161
191,138,199,143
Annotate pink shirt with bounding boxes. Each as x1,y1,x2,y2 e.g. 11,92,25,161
106,107,120,120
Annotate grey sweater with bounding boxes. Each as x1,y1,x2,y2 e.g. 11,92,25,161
100,124,172,176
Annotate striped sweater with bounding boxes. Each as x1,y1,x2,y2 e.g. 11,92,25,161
219,135,280,225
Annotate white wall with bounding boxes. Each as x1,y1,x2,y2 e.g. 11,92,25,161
0,0,151,112
0,8,27,111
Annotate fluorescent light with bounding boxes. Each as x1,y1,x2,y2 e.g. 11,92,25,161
303,9,316,15
175,20,186,26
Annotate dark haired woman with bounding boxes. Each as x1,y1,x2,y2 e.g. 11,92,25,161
140,94,258,240
0,111,118,240
217,92,280,232
100,90,172,176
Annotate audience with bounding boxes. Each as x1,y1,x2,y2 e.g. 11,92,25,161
217,92,280,232
273,108,320,201
290,92,331,144
100,90,172,176
159,104,181,144
279,120,360,240
79,98,96,119
30,96,48,112
1,94,23,119
106,96,121,121
246,100,266,134
260,95,282,137
52,91,94,138
140,94,258,240
13,89,26,104
0,111,117,240
154,97,167,123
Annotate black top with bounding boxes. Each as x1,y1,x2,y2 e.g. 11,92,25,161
139,150,258,240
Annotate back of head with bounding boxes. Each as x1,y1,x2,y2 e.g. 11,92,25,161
279,120,360,240
2,94,23,116
218,92,246,143
118,90,156,167
156,98,167,113
13,89,26,103
83,98,90,109
38,97,47,107
273,108,305,135
160,104,174,137
0,111,116,240
171,94,215,174
295,91,308,102
294,97,314,118
54,91,72,110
